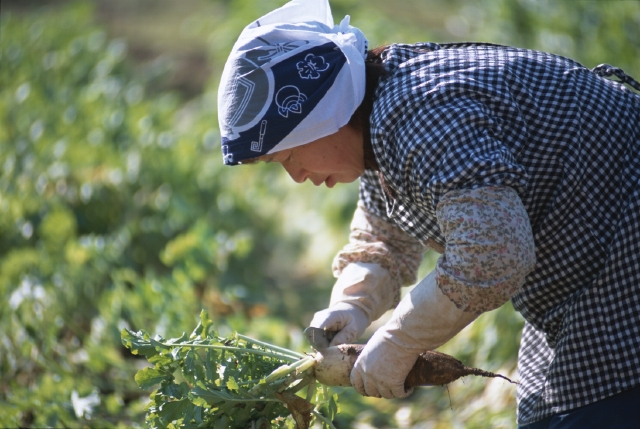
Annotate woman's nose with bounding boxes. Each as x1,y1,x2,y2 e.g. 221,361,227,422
282,163,308,183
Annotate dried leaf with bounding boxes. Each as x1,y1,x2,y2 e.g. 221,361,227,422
275,392,313,429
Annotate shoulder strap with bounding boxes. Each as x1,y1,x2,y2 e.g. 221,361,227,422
437,41,512,50
592,63,640,93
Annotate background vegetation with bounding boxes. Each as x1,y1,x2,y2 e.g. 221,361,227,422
1,0,638,428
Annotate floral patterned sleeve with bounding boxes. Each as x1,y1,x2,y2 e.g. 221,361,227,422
331,201,427,313
436,186,536,315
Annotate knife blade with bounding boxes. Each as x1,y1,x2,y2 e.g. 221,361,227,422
303,327,338,350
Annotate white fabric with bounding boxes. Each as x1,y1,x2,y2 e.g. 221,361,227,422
274,62,355,152
350,324,418,399
329,262,396,322
246,0,333,27
217,0,367,154
310,262,394,345
309,302,370,346
351,270,478,398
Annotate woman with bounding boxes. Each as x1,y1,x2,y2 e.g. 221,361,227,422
217,1,640,427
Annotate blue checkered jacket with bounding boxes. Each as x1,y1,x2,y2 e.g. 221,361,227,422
359,42,640,424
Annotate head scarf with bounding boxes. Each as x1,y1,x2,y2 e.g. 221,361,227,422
217,0,368,165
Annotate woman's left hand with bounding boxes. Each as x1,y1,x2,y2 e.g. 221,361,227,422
350,270,479,398
350,328,419,398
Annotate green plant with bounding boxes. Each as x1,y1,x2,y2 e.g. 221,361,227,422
122,311,337,429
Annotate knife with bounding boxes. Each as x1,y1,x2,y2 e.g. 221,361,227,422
303,327,338,351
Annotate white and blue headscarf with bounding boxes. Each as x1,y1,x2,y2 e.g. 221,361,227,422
218,0,368,165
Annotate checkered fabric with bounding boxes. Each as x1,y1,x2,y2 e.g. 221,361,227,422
358,42,640,424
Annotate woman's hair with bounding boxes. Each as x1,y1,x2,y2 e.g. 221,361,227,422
349,46,389,170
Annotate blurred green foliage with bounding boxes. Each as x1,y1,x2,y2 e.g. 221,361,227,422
1,0,638,428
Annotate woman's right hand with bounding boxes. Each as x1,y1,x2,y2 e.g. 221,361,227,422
309,302,371,346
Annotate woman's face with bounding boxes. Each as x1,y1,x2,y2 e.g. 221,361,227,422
263,125,365,188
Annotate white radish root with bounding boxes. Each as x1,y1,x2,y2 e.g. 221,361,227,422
313,344,360,387
313,344,517,388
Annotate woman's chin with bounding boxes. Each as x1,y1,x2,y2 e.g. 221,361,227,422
325,174,357,188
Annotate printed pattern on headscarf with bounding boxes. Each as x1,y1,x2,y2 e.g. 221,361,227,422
220,40,348,164
358,42,640,424
218,0,367,165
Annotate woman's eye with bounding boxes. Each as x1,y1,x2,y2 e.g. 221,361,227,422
281,154,292,164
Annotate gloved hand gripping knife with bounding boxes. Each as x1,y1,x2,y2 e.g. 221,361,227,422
310,202,426,346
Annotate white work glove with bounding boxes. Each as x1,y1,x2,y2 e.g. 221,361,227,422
351,270,478,398
309,302,370,345
350,327,419,398
309,262,395,346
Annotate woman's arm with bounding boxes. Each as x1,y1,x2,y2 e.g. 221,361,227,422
350,185,536,398
309,199,427,345
436,185,537,314
330,200,427,319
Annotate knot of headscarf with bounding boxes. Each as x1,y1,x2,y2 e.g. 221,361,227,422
217,0,368,165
